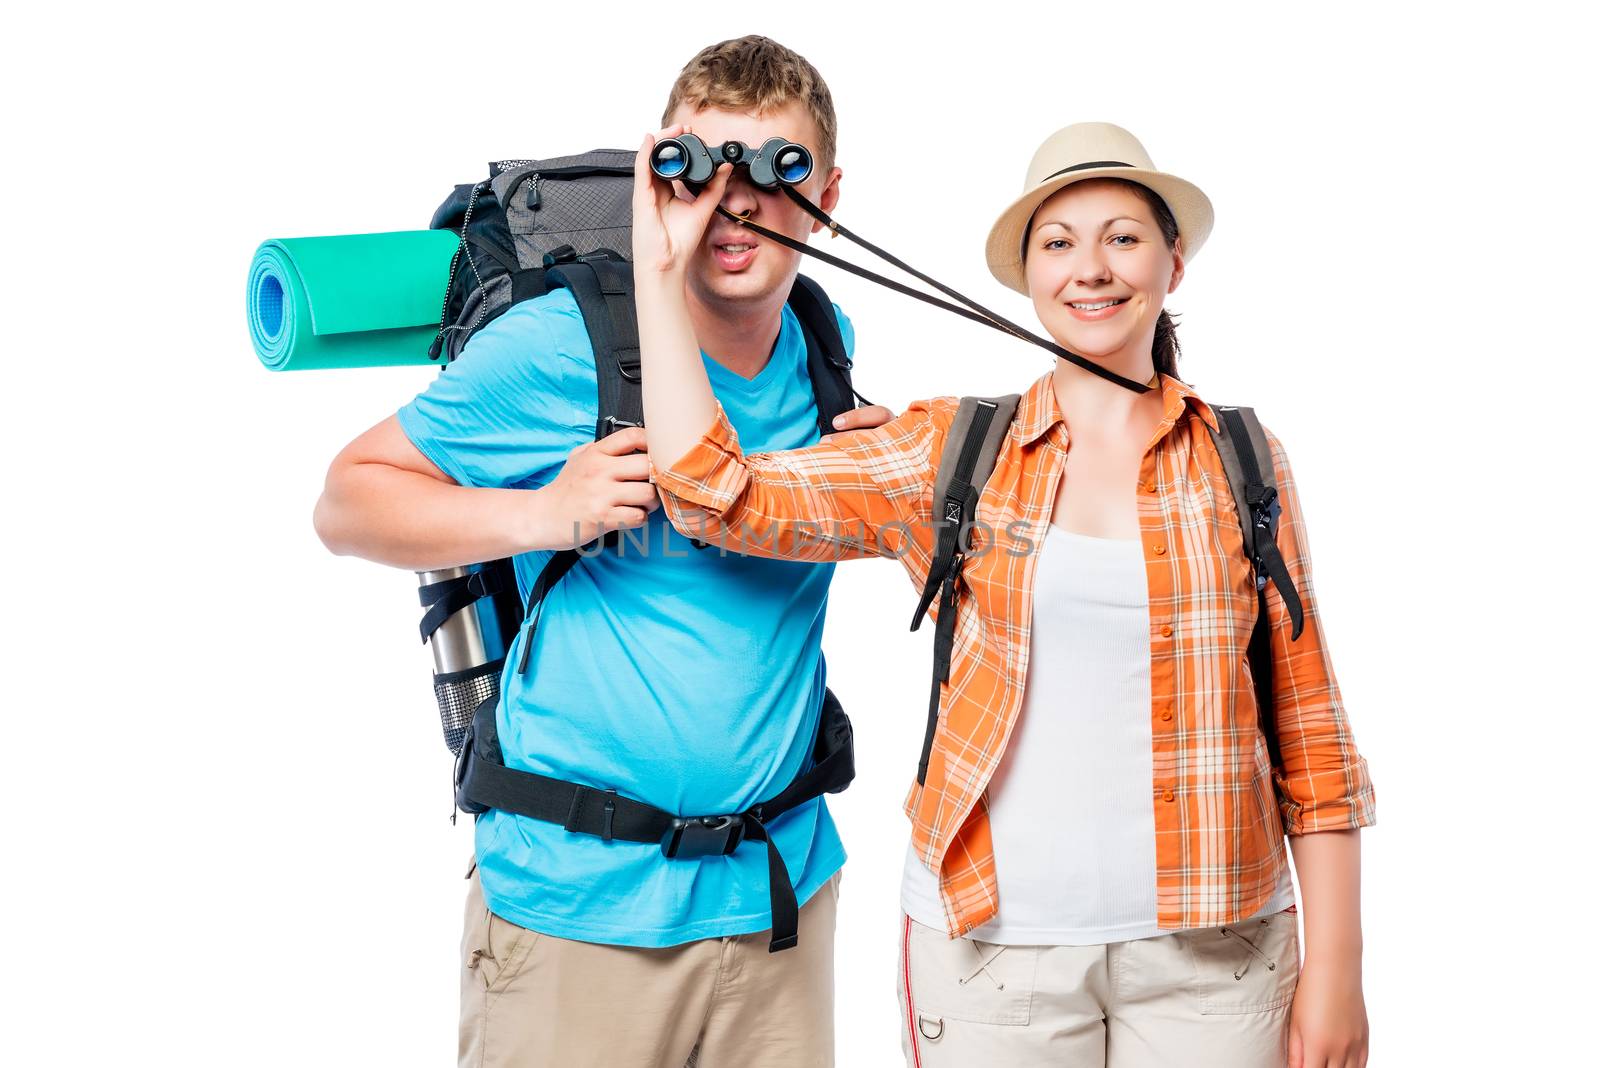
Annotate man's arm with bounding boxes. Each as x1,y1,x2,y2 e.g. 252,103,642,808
313,417,656,572
1258,424,1374,1067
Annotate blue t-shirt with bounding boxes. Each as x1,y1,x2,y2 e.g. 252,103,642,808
398,287,852,946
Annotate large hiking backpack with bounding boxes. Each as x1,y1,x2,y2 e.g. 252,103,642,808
414,153,863,953
417,152,866,755
910,396,1307,788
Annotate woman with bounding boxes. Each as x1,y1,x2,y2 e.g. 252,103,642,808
633,121,1376,1068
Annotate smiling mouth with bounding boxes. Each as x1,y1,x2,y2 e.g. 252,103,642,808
716,243,756,254
1067,298,1129,311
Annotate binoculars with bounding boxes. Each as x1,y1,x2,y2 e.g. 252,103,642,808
648,134,814,190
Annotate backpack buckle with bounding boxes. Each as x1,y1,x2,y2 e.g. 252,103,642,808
661,814,745,858
1248,485,1280,532
616,350,642,383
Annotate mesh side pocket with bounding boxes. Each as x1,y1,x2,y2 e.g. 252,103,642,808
434,660,503,755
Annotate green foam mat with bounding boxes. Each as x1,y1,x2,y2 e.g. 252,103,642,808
246,230,462,371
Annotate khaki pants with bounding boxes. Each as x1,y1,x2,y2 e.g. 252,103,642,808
459,868,839,1068
897,909,1300,1068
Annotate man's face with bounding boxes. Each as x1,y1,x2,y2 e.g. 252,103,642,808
664,101,841,310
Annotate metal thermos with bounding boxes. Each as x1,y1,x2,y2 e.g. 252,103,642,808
418,564,513,754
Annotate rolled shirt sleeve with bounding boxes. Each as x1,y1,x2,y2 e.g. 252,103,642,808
651,398,953,567
1260,426,1378,835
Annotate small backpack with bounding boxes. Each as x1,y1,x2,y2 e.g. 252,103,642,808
910,396,1307,786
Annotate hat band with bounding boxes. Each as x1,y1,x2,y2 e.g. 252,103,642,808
1018,160,1142,262
1038,160,1133,185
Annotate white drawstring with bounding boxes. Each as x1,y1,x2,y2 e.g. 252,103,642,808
957,943,1008,989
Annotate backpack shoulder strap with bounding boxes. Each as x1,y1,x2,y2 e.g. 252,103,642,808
511,250,641,678
787,273,863,435
909,393,1020,784
1205,405,1307,773
543,250,642,439
1206,406,1304,639
913,395,1020,628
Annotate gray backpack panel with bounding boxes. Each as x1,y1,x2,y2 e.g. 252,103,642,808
491,150,637,270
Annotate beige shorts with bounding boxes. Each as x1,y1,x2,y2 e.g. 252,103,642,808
897,909,1300,1068
459,866,840,1068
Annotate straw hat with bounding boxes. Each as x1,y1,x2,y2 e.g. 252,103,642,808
985,122,1213,294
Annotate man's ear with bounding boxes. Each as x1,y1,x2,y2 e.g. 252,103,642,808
811,166,843,232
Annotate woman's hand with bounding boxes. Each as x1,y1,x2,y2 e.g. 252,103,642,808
819,405,897,445
1285,830,1367,1068
1287,960,1370,1068
631,125,733,276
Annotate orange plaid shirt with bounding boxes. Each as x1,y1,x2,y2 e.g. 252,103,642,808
653,370,1376,937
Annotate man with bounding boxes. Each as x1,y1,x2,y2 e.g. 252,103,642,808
313,35,890,1068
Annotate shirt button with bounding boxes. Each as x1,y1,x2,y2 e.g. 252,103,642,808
1160,624,1173,637
1160,709,1173,721
1162,788,1175,802
1143,480,1157,493
1154,544,1167,555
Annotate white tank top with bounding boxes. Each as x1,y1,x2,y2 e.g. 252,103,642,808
899,524,1294,944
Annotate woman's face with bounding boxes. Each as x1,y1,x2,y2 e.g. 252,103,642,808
1023,179,1184,367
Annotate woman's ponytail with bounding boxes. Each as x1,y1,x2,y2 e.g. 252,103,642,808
1153,308,1181,379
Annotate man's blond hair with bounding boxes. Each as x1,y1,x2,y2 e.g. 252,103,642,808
661,35,838,173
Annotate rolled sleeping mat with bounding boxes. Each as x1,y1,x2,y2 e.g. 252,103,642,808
246,230,462,371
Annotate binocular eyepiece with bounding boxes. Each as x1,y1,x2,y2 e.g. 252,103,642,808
649,134,814,190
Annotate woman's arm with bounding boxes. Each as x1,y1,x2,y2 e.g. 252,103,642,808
648,394,949,564
1287,830,1368,1068
1259,426,1375,1068
631,128,948,565
631,125,728,470
1260,426,1378,834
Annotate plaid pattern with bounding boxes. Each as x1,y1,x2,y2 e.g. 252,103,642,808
653,371,1376,937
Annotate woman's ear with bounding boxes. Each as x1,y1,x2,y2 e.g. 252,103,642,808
1167,236,1186,293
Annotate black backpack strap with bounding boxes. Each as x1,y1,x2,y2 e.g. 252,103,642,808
508,252,644,674
417,559,515,644
909,395,1020,784
513,548,583,675
455,688,855,952
1209,407,1305,638
1207,406,1307,772
787,274,870,435
509,267,549,304
545,250,643,438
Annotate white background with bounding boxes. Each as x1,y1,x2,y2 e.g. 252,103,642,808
3,2,1595,1064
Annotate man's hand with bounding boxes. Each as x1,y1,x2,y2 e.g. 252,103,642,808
534,426,659,550
632,125,732,277
820,404,896,445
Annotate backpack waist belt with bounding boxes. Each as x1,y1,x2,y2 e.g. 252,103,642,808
453,688,855,953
